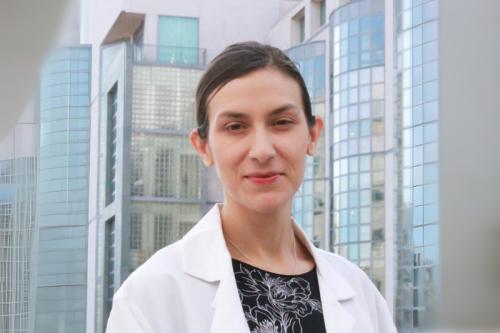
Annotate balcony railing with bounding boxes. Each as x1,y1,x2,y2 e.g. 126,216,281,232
133,44,206,68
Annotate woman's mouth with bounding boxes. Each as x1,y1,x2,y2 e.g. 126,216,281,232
245,173,282,185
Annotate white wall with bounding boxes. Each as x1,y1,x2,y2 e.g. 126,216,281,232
439,0,500,330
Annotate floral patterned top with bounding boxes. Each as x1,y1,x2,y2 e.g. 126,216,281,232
232,258,327,333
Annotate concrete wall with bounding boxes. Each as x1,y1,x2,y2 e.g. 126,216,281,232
439,0,500,330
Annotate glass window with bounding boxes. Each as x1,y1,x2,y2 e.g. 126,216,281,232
422,21,437,43
413,205,423,226
413,25,423,46
413,185,423,205
349,226,359,242
348,105,359,121
360,226,371,241
424,142,438,163
349,19,359,36
413,145,423,166
349,174,359,190
349,191,359,207
413,125,423,146
360,189,371,206
360,173,371,189
424,245,438,265
360,137,370,153
423,81,438,102
360,68,370,84
360,207,370,223
340,227,348,242
360,103,370,118
413,165,423,185
413,105,423,125
413,226,423,247
413,5,423,26
360,155,371,171
360,85,370,101
413,45,423,66
423,163,438,183
158,16,199,65
413,65,423,86
424,123,438,143
372,67,384,83
423,1,438,22
424,203,438,223
360,120,371,136
423,41,438,62
349,156,359,173
349,209,359,225
424,101,438,122
423,183,438,204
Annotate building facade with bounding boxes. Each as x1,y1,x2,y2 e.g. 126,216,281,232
31,46,91,333
395,0,439,330
0,107,38,333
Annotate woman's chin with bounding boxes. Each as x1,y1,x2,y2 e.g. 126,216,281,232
239,193,292,215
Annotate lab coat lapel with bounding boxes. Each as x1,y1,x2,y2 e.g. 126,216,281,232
292,221,356,333
181,204,250,333
209,266,251,333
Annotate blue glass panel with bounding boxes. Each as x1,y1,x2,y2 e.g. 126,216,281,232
158,16,199,65
349,19,359,35
413,206,423,226
423,163,438,183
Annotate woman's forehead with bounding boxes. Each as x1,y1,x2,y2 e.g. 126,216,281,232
206,68,303,119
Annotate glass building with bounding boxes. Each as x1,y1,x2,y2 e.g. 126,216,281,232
32,46,91,332
395,0,439,330
0,157,37,333
286,41,327,249
95,16,209,332
329,0,387,292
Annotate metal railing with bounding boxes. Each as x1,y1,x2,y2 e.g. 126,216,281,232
133,44,206,68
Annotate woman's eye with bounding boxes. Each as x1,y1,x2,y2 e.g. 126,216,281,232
225,123,247,132
273,119,294,127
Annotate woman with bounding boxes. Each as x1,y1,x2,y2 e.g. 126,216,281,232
106,42,397,333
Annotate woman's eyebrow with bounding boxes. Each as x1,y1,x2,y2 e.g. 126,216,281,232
217,104,300,120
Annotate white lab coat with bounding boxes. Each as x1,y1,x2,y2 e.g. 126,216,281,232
106,204,397,333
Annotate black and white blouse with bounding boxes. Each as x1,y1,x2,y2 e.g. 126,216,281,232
232,258,327,333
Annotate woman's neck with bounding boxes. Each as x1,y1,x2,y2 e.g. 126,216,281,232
220,198,296,266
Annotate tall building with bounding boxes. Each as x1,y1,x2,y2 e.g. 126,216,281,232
31,46,91,333
0,106,38,333
394,0,439,329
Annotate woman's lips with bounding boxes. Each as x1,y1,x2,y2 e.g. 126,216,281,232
246,174,281,185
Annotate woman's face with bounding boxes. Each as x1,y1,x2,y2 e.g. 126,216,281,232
190,67,323,214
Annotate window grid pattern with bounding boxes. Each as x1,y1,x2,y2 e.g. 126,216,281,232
128,65,206,273
104,218,115,321
35,46,90,333
0,158,37,333
287,42,327,249
330,0,386,293
153,214,172,251
395,0,439,330
106,85,118,205
128,203,202,272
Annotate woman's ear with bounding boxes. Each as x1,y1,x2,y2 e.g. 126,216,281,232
189,129,213,167
307,117,324,156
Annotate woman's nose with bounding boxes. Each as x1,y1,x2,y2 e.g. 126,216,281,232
247,128,276,163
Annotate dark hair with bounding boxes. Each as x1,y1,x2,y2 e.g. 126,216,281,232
195,41,315,139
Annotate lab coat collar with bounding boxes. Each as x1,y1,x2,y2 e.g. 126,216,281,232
181,204,356,332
